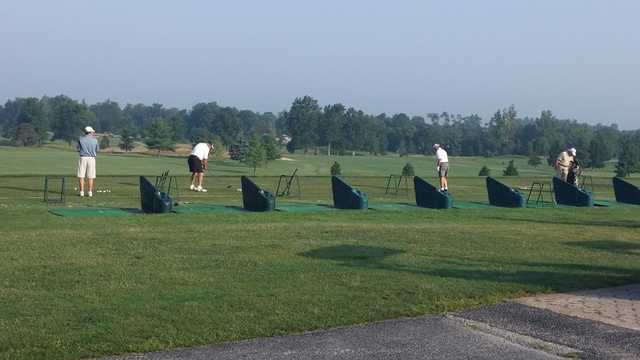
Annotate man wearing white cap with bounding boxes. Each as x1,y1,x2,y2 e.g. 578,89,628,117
433,144,449,192
76,126,99,197
555,147,576,182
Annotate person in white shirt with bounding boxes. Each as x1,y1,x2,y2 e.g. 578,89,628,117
433,144,449,192
188,141,213,192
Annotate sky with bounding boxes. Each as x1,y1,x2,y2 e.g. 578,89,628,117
1,0,639,129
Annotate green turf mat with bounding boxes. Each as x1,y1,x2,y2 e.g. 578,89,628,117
173,203,246,214
49,207,134,217
453,201,495,209
368,203,420,211
276,203,335,212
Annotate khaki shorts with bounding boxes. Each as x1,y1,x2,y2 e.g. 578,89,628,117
438,162,449,177
77,157,96,179
557,166,568,181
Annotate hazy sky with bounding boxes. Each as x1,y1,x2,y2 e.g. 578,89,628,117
1,1,638,128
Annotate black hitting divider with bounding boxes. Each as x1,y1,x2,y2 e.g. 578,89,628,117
414,176,453,209
140,176,173,213
276,168,301,198
486,177,525,208
241,176,276,212
331,176,368,209
526,181,554,205
384,174,409,196
552,176,593,207
155,170,180,205
613,177,640,205
43,176,65,203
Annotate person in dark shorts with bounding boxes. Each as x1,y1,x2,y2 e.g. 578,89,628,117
433,144,449,192
188,141,213,192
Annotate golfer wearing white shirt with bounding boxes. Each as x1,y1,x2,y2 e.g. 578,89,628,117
188,141,213,192
433,144,449,192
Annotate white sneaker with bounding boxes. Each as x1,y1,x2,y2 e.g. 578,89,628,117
190,184,196,191
196,186,207,192
88,191,93,197
80,191,84,197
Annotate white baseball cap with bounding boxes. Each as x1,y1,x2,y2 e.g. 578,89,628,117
84,126,95,133
569,147,576,155
432,144,440,149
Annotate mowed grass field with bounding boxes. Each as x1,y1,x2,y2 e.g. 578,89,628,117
1,145,639,360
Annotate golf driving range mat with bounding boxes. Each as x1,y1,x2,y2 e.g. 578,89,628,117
49,207,135,217
276,203,336,212
368,203,420,211
172,203,247,214
453,201,495,209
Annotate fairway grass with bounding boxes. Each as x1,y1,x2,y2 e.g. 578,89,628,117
1,207,640,360
1,147,639,360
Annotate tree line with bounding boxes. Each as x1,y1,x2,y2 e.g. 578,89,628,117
1,94,639,176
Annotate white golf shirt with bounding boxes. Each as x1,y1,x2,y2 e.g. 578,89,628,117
191,143,210,160
436,148,448,164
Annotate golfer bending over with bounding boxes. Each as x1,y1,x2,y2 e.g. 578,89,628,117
188,141,213,192
433,144,449,192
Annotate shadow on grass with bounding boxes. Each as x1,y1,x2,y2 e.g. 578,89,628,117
301,245,640,294
301,245,405,263
0,186,42,193
564,240,640,255
483,216,640,229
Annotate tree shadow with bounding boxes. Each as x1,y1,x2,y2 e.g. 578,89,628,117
483,216,640,229
564,240,640,255
300,245,405,264
300,245,640,295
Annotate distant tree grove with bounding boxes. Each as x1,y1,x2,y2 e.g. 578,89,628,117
1,94,639,175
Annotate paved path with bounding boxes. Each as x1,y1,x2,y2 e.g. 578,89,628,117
100,315,560,360
517,284,640,331
456,283,640,359
101,284,640,360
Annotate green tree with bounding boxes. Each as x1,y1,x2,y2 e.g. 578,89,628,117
261,134,281,162
9,97,47,145
547,140,564,166
478,165,491,176
588,137,610,168
488,106,518,155
243,136,265,175
527,154,542,167
90,100,122,132
50,96,94,145
229,138,249,161
321,103,346,155
503,160,519,176
99,135,110,149
13,123,40,146
189,127,212,144
397,140,409,157
119,128,135,152
285,96,321,152
330,161,342,176
144,119,175,155
209,135,225,159
168,113,187,142
615,134,640,177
